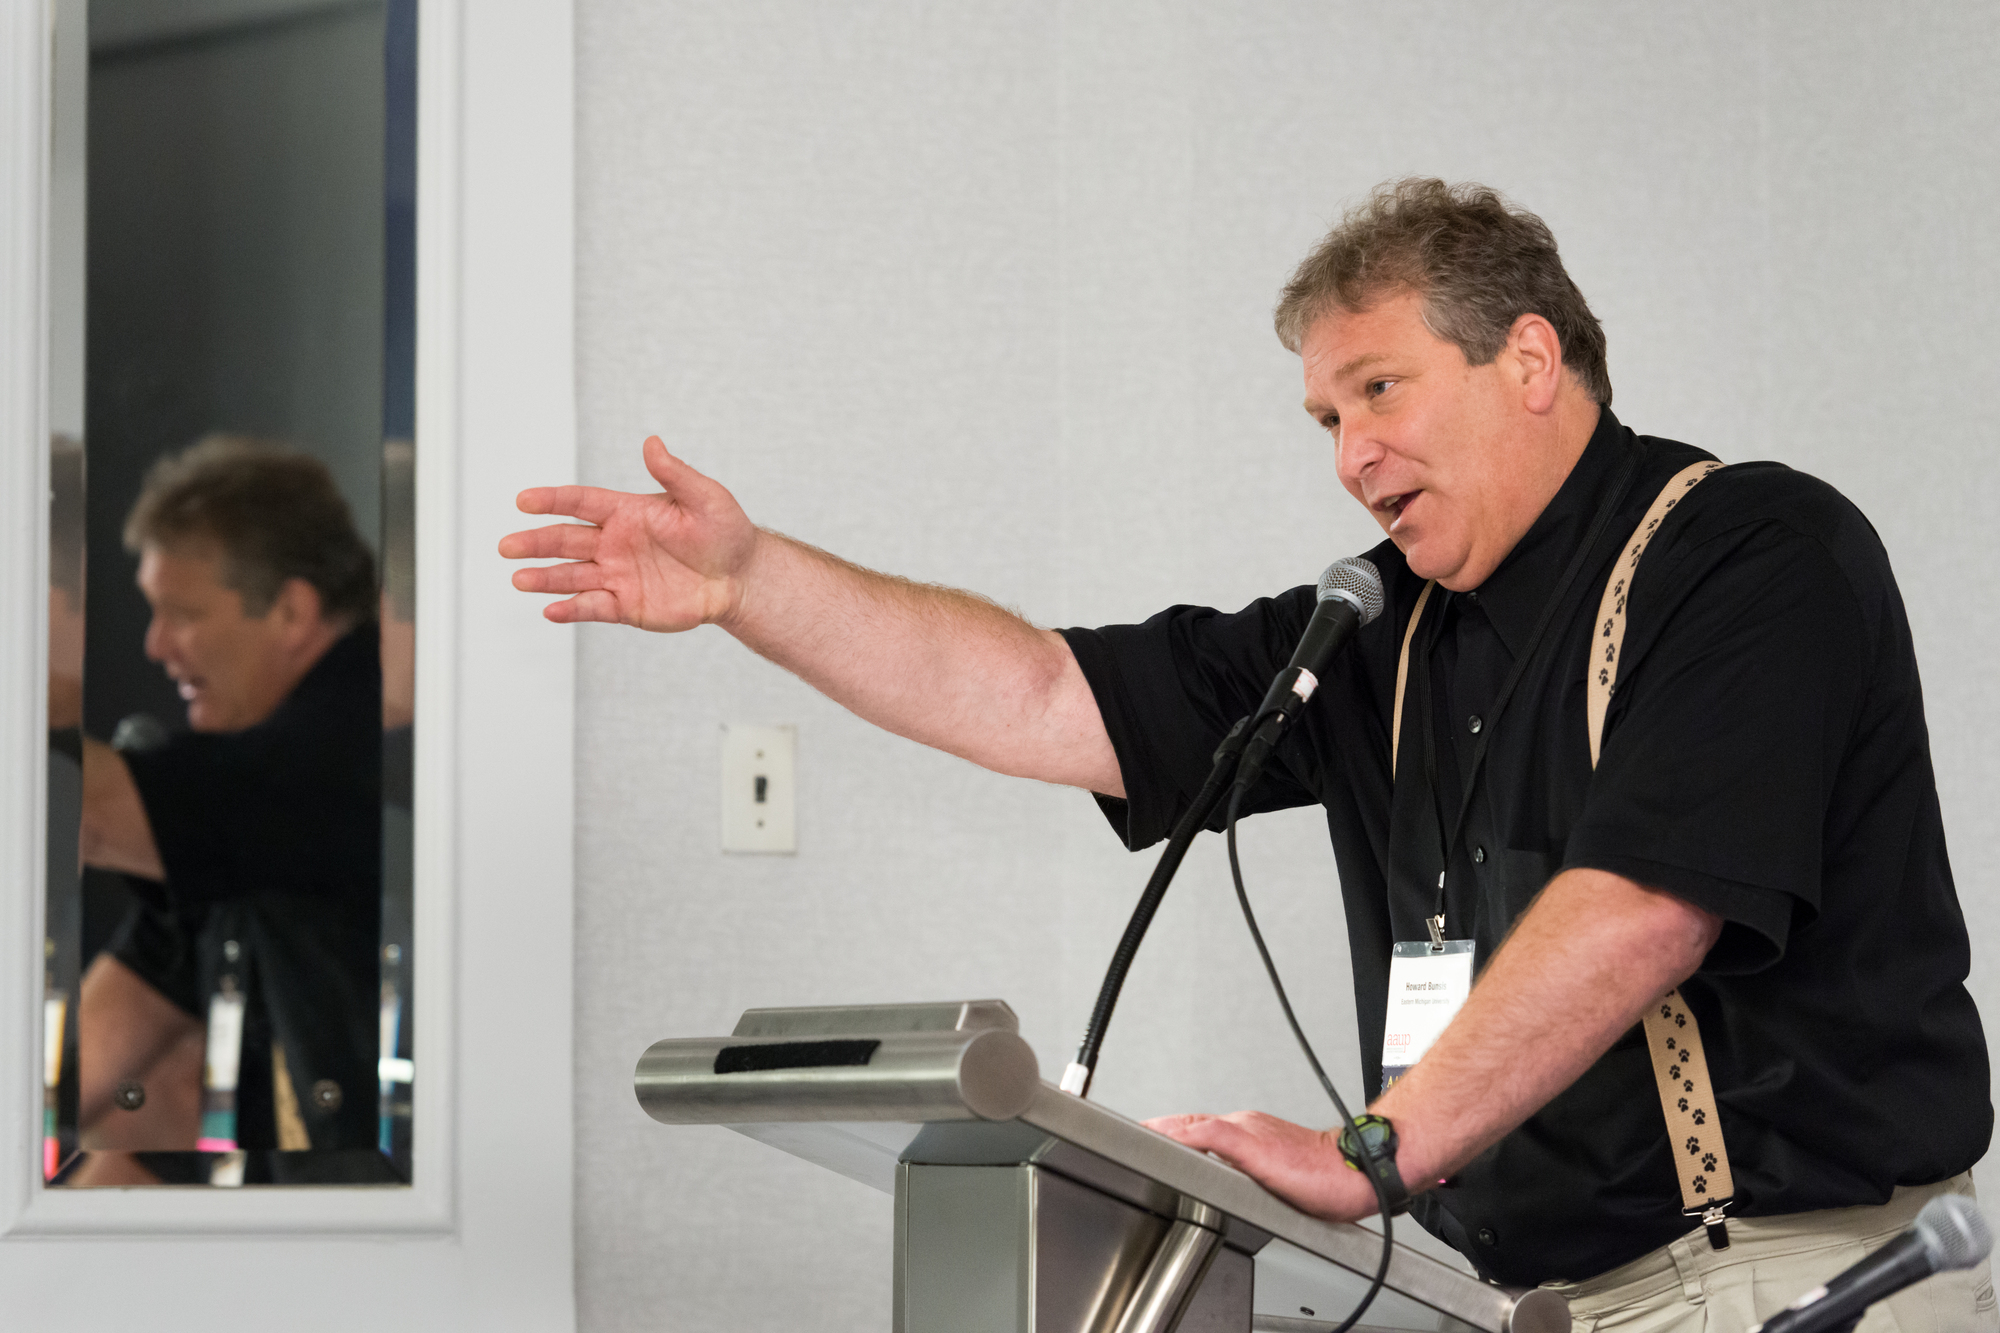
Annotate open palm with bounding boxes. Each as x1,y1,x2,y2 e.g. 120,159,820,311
500,436,758,632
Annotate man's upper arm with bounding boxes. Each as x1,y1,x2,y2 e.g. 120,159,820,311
1058,588,1327,851
1563,518,1871,971
1041,628,1125,798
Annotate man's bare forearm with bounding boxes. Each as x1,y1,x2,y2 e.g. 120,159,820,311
80,736,165,881
1374,868,1723,1190
721,532,1124,796
506,443,1122,792
1147,869,1723,1220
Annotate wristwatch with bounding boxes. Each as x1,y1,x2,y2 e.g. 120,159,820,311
1336,1113,1411,1215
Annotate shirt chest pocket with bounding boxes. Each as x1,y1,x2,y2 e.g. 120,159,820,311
1492,847,1563,922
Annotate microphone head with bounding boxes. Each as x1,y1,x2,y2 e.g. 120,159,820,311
1914,1195,1991,1272
1318,557,1386,627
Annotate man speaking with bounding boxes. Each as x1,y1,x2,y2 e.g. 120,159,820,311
502,179,1992,1330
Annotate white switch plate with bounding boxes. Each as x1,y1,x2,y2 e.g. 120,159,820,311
720,723,796,854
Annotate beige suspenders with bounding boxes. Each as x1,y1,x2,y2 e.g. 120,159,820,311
1586,461,1723,763
1390,459,1738,1247
1389,581,1436,778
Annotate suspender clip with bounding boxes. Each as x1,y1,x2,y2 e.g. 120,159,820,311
1690,1201,1732,1251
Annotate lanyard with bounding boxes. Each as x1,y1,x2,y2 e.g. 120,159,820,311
1411,445,1643,936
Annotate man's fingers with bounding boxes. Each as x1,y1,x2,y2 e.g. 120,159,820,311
512,561,605,595
543,589,624,625
1146,1113,1246,1158
515,482,623,526
499,522,602,561
642,436,740,523
641,435,687,491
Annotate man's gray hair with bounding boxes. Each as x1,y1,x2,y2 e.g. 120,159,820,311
1274,178,1612,406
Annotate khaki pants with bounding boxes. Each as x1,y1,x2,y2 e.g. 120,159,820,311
1542,1175,1998,1333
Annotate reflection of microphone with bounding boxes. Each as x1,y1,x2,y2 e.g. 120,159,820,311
1753,1196,1991,1333
1234,558,1385,794
112,713,171,755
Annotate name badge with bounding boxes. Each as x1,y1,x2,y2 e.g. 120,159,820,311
1381,939,1475,1094
198,985,246,1153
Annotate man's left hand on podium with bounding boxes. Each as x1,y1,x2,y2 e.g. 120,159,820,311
1144,1109,1388,1223
1142,870,1725,1227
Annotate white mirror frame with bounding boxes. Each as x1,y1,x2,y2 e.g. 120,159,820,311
0,1,575,1324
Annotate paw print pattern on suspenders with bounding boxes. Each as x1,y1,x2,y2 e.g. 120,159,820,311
1591,458,1735,1249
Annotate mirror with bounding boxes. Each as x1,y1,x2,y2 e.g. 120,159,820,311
43,0,416,1188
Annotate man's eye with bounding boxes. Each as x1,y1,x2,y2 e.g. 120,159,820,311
1320,414,1340,431
1368,379,1395,396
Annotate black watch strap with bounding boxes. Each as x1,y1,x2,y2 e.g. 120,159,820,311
1337,1113,1411,1216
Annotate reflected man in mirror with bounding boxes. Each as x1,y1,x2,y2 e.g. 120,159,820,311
72,438,382,1184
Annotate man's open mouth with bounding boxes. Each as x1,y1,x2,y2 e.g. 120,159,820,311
1376,490,1418,530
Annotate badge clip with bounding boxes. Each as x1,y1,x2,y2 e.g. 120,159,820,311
1426,913,1446,952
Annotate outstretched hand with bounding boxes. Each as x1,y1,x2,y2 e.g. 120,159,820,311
1145,1109,1382,1223
500,437,759,630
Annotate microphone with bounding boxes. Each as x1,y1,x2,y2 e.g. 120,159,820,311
1753,1195,1991,1333
1234,557,1385,794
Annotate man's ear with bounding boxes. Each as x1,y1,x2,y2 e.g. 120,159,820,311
271,577,328,645
1505,313,1566,414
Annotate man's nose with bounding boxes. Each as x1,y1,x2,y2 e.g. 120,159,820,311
142,615,166,663
1335,428,1384,485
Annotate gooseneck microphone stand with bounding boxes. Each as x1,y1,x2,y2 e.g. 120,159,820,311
1060,717,1250,1098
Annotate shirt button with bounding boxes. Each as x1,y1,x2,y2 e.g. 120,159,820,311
1464,589,1481,604
1477,1227,1498,1247
1467,715,1483,734
1473,846,1487,864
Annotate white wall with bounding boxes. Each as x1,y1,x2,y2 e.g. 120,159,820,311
570,4,2000,1329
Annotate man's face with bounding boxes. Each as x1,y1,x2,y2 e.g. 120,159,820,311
137,544,303,732
1301,290,1552,590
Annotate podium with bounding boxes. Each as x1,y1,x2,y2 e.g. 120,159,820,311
636,1000,1569,1333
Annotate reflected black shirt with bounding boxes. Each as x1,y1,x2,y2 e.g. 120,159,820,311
117,624,381,1151
1060,409,1990,1285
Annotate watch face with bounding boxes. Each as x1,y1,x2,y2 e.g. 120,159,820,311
1338,1114,1412,1213
1340,1114,1397,1165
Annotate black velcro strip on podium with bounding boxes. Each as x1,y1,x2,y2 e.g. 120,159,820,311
713,1039,882,1074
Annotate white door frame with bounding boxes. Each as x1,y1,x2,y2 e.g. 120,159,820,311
0,1,576,1324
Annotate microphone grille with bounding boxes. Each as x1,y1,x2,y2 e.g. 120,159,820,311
1915,1195,1991,1272
1318,557,1386,626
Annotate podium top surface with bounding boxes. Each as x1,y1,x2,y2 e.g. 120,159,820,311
732,998,1020,1039
635,1001,1567,1333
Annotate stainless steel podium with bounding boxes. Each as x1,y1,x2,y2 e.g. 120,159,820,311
636,999,1568,1333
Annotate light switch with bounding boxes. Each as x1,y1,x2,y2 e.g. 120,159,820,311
720,723,796,854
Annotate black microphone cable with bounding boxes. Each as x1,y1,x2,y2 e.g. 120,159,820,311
1226,782,1394,1333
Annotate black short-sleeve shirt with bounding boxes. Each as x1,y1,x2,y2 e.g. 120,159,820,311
115,624,382,1151
1060,408,1991,1285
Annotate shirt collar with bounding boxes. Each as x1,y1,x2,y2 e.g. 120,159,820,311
1460,406,1635,659
278,620,382,714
